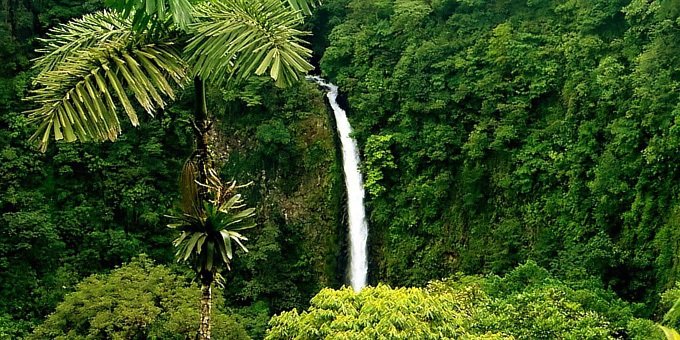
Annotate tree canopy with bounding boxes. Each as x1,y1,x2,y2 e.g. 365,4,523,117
30,256,249,339
267,262,659,339
5,0,680,338
318,0,680,312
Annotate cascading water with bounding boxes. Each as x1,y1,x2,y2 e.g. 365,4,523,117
308,76,368,292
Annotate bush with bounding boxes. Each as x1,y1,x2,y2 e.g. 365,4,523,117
31,256,249,340
267,262,637,339
0,313,32,339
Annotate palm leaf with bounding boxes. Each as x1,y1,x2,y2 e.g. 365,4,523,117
219,193,242,212
230,222,257,232
32,11,134,77
659,325,680,340
184,232,203,261
196,234,207,254
186,0,314,88
107,0,194,30
214,237,231,265
230,233,249,252
26,35,188,151
285,0,320,16
173,231,190,247
224,207,256,226
221,231,234,260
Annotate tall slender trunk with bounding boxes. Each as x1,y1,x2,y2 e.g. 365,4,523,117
198,280,212,340
194,77,213,340
194,76,211,198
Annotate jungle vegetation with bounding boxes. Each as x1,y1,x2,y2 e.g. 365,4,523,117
2,0,680,339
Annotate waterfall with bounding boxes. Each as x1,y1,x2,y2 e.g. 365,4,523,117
307,76,368,292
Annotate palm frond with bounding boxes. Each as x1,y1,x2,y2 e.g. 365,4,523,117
32,11,134,77
107,0,194,30
659,325,680,340
26,39,189,151
284,0,321,16
186,0,314,88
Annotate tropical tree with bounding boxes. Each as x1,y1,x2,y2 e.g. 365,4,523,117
168,168,257,338
24,0,318,338
267,262,636,339
31,256,250,340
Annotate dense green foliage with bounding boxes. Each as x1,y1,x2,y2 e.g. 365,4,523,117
5,0,680,338
23,1,321,337
660,283,680,332
1,95,192,336
0,1,190,335
215,80,345,315
319,0,680,309
30,256,249,339
267,262,658,339
0,1,340,336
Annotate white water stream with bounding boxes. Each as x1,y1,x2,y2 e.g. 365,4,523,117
307,76,368,292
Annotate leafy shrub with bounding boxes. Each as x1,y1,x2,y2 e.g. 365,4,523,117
31,256,248,340
267,262,635,339
661,282,680,330
0,313,32,339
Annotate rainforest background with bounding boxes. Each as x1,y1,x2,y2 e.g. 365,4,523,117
2,0,680,338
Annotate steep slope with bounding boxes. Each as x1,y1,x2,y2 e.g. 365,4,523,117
318,0,680,311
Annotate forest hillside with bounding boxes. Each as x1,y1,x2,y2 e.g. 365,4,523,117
2,0,680,339
317,0,680,308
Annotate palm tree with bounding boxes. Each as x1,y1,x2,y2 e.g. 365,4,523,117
168,168,257,339
24,0,318,338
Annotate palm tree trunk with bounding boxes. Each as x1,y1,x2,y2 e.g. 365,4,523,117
194,77,213,340
194,76,211,200
198,281,212,340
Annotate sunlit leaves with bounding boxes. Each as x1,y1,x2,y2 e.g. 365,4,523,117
186,0,313,88
107,0,194,31
267,263,627,339
660,325,680,340
267,285,473,339
285,0,321,16
25,10,189,151
26,36,188,151
32,11,134,76
30,257,249,339
26,0,318,152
